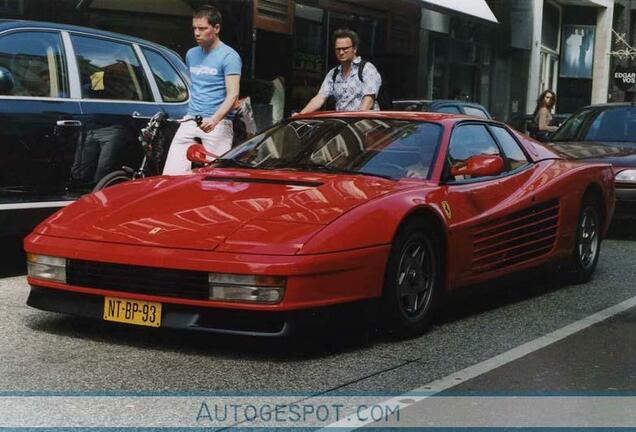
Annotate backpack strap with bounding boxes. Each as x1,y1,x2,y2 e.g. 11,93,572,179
331,61,368,83
357,59,367,82
331,66,340,83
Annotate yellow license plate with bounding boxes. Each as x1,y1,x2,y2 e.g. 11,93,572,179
103,296,161,327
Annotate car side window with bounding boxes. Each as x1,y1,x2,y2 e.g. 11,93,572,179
0,31,68,98
489,126,530,170
447,124,501,181
71,35,152,102
436,105,461,114
141,48,188,103
463,106,489,119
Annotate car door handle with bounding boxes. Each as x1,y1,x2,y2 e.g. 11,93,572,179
56,120,82,127
132,111,151,120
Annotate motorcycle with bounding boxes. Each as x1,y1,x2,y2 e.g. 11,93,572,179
93,112,202,191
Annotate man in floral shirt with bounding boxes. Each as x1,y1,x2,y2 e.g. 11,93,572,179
297,29,382,114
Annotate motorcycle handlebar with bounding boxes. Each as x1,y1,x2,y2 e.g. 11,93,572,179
176,115,203,126
137,112,203,127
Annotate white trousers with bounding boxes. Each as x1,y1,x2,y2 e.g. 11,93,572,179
162,119,233,175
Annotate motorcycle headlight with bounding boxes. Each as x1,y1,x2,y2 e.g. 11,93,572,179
27,254,66,283
615,169,636,183
208,274,285,304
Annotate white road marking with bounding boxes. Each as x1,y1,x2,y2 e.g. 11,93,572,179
324,294,636,429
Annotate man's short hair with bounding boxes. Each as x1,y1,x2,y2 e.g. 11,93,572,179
333,28,359,48
194,4,222,27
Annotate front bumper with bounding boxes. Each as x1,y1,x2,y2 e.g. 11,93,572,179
27,285,377,337
24,234,390,335
614,186,636,219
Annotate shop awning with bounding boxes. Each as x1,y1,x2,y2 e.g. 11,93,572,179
420,0,498,24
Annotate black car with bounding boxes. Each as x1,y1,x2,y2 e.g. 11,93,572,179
392,99,492,119
545,103,636,220
0,20,190,236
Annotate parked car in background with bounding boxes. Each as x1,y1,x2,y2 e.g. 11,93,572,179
544,103,636,220
392,99,492,119
25,112,614,337
0,20,190,236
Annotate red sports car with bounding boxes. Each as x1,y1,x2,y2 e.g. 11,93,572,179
24,112,615,336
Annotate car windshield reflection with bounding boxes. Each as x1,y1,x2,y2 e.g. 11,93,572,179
215,118,443,180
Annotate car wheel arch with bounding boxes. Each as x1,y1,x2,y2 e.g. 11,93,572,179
582,183,606,231
395,208,447,249
391,207,448,286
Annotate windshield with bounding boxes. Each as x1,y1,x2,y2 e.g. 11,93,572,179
552,106,636,143
217,118,443,180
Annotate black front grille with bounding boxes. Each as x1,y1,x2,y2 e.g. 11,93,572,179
615,199,636,216
67,260,209,300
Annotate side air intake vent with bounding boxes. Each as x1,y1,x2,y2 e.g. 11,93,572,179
472,199,560,273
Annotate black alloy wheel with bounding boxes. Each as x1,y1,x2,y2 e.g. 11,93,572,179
382,219,442,336
567,195,602,284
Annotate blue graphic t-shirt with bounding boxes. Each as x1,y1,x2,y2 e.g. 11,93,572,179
186,42,242,118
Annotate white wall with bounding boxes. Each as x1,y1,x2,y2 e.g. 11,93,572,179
526,0,545,114
591,2,615,103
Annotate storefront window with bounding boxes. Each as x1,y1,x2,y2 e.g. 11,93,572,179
429,19,485,102
431,34,448,99
542,2,561,52
291,4,325,112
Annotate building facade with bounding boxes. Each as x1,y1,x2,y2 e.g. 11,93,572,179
415,0,632,122
2,0,634,126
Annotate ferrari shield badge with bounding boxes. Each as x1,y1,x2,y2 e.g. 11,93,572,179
441,201,452,220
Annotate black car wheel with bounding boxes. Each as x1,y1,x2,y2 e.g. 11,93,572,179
567,195,602,284
382,219,442,336
93,170,131,192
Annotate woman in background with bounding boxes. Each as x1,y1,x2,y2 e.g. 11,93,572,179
532,89,558,140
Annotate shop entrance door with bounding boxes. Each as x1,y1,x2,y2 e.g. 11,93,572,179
540,51,559,93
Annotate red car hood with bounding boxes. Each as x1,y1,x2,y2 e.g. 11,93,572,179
35,169,404,254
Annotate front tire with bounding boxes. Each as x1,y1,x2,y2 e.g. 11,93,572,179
566,195,602,284
382,219,443,336
93,170,131,192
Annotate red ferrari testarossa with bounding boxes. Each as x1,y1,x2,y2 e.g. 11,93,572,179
24,112,615,336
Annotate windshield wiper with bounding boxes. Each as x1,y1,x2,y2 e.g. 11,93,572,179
295,162,338,172
213,158,254,169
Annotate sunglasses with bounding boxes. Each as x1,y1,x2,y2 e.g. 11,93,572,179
335,46,353,52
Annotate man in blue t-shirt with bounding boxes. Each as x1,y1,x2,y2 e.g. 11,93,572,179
163,4,242,175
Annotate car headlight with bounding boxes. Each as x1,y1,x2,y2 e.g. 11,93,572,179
26,254,66,283
208,273,286,304
615,169,636,183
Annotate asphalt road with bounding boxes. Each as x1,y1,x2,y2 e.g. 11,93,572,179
1,235,635,397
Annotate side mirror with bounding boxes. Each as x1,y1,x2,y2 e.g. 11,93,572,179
0,66,15,95
186,144,215,165
450,154,505,178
